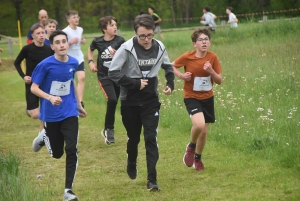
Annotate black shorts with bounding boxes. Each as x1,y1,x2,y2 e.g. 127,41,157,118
184,96,215,123
25,83,39,110
77,62,85,71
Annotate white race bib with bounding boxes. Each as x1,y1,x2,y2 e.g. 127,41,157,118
193,76,212,91
50,80,71,96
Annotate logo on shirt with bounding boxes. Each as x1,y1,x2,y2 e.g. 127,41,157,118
138,58,157,66
101,48,112,59
69,69,74,73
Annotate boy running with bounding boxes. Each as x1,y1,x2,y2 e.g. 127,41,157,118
14,24,53,141
63,10,86,108
172,28,222,171
109,14,174,191
88,16,125,145
31,30,87,201
44,19,58,46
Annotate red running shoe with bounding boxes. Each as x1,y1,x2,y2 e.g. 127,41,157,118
193,159,204,171
183,143,195,167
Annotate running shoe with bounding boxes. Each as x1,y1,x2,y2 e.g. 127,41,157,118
127,160,138,179
193,159,204,171
32,129,45,152
101,129,115,145
63,190,78,201
147,180,160,192
183,143,195,167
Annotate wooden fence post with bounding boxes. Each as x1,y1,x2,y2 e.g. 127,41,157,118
7,37,13,58
263,15,268,22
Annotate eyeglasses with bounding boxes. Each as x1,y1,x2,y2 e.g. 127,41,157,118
196,37,210,43
137,33,154,40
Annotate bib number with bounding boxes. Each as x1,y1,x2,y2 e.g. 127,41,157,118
50,80,71,96
193,76,212,91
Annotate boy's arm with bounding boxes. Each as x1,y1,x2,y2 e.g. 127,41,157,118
109,45,141,90
81,37,86,45
203,61,222,85
171,61,192,81
31,82,63,106
73,80,87,117
14,47,31,83
161,51,174,91
87,47,97,72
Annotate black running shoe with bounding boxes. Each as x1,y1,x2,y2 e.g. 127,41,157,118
127,160,137,179
147,180,160,192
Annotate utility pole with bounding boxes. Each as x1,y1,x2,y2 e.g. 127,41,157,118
67,0,71,10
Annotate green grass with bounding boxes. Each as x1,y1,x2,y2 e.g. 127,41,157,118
0,19,300,200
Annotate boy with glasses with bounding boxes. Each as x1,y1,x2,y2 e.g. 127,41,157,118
109,14,174,191
172,28,222,171
63,10,86,108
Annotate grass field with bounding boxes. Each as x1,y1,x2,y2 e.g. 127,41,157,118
0,20,300,200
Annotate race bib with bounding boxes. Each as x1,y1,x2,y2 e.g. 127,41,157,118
193,76,212,91
50,80,71,96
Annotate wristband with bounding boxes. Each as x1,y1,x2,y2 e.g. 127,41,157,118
179,74,183,78
88,60,94,64
48,95,52,101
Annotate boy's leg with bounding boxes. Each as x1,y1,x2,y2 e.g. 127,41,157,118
121,106,142,163
76,62,85,106
60,116,79,190
140,101,160,183
43,121,65,159
121,106,142,180
25,83,40,119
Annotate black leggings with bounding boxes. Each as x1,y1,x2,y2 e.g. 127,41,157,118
98,79,120,129
44,116,79,189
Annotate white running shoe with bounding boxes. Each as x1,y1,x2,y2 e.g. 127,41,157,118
63,190,78,201
32,129,45,152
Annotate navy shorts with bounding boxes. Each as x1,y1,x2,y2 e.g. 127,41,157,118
76,62,85,71
184,96,215,123
25,83,39,110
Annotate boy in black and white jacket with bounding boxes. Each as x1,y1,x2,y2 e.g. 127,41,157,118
109,14,174,192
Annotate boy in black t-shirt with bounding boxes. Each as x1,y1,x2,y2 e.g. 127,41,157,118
148,7,164,39
14,24,53,149
88,16,125,145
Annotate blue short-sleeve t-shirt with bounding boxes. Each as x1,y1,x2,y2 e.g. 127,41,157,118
31,55,79,122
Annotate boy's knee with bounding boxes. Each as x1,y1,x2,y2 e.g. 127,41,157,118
52,151,64,159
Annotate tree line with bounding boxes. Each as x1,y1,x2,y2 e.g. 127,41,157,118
1,0,299,36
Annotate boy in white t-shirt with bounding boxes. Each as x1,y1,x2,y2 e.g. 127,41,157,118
226,7,238,28
63,10,86,108
200,6,217,31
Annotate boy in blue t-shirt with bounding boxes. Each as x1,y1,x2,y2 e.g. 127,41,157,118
31,30,87,201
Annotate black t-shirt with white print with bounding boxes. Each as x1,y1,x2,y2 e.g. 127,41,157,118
90,35,125,79
133,37,158,78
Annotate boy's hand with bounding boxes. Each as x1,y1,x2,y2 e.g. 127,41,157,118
163,86,172,95
70,37,79,45
180,72,192,81
78,106,87,118
89,62,98,73
81,37,86,45
140,79,148,90
203,61,214,74
24,76,32,84
50,96,62,106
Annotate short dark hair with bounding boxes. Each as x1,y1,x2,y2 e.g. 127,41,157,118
149,7,155,12
191,28,211,42
133,14,155,32
66,10,78,19
204,6,211,12
30,23,44,33
98,16,117,34
49,30,68,44
226,7,233,12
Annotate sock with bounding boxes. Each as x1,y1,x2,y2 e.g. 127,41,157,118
195,153,202,160
64,188,71,193
189,142,196,149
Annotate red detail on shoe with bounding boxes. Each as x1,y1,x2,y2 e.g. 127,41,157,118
193,159,204,171
183,144,195,167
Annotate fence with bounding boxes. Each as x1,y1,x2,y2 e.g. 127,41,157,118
0,34,18,58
